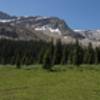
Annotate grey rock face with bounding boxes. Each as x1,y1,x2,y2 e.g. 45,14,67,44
0,11,100,46
0,11,84,41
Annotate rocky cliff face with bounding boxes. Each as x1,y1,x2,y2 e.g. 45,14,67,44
74,29,100,41
0,11,84,41
0,11,100,46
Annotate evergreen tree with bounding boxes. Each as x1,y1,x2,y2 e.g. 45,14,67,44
94,47,99,64
72,40,82,66
38,48,45,64
43,39,54,71
54,39,63,64
67,44,73,64
61,44,69,65
84,43,95,64
16,54,21,69
43,50,52,70
67,52,73,64
96,47,100,64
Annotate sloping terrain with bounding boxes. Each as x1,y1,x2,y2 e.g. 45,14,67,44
0,11,100,46
0,11,84,42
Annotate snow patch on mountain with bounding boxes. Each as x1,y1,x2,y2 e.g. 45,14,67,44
74,29,100,41
74,29,85,32
17,17,21,20
0,19,15,23
35,26,61,35
35,26,46,31
35,16,49,21
49,28,61,35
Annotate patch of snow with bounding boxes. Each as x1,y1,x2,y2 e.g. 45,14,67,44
0,19,15,23
96,30,100,33
64,36,68,39
35,26,62,35
74,29,84,32
74,29,100,41
17,17,21,20
19,16,28,18
35,26,46,31
35,16,49,21
49,28,61,35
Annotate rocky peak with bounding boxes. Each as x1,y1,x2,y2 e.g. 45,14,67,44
0,11,12,19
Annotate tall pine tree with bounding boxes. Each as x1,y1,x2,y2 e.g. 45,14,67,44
84,43,95,64
43,38,55,71
54,39,63,64
72,40,83,66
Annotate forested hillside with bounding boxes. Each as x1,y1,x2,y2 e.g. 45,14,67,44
0,39,100,70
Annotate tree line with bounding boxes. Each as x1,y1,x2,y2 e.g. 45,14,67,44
0,39,100,70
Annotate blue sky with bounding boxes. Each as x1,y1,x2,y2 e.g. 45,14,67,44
0,0,100,29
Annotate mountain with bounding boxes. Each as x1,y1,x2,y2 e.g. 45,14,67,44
0,11,11,19
0,11,16,19
0,11,100,46
0,11,84,41
74,29,100,41
74,29,100,46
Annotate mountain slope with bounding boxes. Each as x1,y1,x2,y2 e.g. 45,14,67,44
0,11,100,46
74,29,100,41
0,11,84,42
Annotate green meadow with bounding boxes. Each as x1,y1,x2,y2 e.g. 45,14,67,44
0,65,100,100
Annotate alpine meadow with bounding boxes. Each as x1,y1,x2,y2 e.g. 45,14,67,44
0,0,100,100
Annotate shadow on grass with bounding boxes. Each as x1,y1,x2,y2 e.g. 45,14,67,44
10,64,100,72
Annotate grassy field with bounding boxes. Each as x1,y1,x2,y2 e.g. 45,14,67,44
0,65,100,100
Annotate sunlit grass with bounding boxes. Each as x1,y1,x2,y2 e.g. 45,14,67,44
0,65,100,100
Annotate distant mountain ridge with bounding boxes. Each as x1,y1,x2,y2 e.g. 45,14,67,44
74,29,100,41
0,11,100,46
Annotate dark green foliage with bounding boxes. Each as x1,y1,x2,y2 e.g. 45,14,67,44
0,38,100,69
61,44,69,65
54,39,63,64
16,54,21,69
43,39,55,70
0,39,48,65
72,40,83,66
43,50,52,70
83,43,95,64
67,52,73,64
38,48,45,64
94,47,100,64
